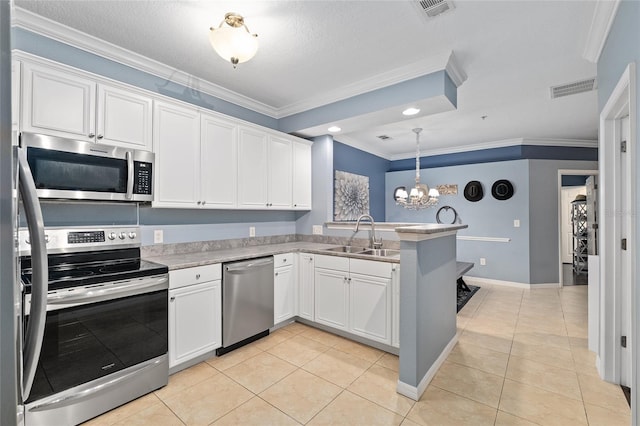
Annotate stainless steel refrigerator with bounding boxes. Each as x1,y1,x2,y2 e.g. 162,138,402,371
1,4,48,425
0,2,19,424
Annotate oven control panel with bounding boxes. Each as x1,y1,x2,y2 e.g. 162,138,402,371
18,226,141,255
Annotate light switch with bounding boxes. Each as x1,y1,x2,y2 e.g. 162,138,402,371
514,219,520,228
249,226,256,237
313,225,323,235
153,230,163,244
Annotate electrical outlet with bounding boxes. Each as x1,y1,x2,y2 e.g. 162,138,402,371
249,226,256,237
153,229,163,244
480,257,486,266
312,225,323,235
514,219,520,228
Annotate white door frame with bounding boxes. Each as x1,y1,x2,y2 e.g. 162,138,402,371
598,62,636,422
557,171,597,288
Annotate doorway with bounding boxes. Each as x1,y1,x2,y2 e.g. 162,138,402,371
598,63,636,419
557,171,597,288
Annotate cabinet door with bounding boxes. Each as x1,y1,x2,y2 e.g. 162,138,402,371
96,84,152,150
298,254,315,320
314,268,348,331
22,62,96,141
292,141,312,210
237,127,268,208
153,100,200,207
349,273,392,345
169,280,222,367
200,113,238,208
391,265,400,348
268,135,292,208
274,264,295,324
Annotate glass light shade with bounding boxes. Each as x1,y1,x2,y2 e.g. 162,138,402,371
428,188,440,197
209,26,258,65
409,187,420,198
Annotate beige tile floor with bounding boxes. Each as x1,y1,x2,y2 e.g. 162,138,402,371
85,284,631,425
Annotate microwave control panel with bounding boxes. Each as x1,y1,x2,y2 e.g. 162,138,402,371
133,162,152,195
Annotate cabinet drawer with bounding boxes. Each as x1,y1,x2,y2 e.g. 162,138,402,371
314,254,349,272
169,264,221,289
274,253,294,267
350,258,393,278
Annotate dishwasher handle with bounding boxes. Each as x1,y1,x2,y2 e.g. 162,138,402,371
225,257,274,273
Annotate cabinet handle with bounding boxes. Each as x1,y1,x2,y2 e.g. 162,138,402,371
202,201,206,205
88,133,95,138
195,274,201,280
294,204,297,207
275,272,279,276
97,134,104,140
170,296,175,302
197,201,202,205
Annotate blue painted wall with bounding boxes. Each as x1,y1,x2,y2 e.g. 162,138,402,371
386,158,597,284
333,141,390,222
389,145,597,172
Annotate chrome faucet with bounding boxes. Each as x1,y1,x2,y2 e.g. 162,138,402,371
355,214,382,249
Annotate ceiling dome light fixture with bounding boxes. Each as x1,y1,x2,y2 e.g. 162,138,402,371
328,126,341,133
402,107,421,116
209,12,258,68
394,128,439,210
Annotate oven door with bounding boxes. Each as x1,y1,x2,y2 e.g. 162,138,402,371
23,274,168,426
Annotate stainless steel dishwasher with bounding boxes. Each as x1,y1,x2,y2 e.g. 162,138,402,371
217,256,274,355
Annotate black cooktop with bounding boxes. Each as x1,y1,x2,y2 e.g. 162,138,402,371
21,248,168,293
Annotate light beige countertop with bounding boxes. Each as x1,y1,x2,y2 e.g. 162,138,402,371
145,241,400,271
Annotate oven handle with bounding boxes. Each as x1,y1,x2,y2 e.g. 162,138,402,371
17,146,48,401
125,150,134,199
46,275,168,307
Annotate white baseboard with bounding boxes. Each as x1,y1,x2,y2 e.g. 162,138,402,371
463,276,560,289
396,333,458,401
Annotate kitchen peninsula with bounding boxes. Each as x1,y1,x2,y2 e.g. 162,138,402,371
394,223,468,401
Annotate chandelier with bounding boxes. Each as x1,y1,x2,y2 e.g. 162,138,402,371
209,13,259,68
394,128,439,210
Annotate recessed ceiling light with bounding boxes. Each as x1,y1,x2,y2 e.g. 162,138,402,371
402,107,420,116
328,126,341,133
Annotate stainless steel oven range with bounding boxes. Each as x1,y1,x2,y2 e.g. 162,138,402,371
18,226,169,426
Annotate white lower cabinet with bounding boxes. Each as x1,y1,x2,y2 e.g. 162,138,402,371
314,255,395,345
391,264,400,348
298,253,315,321
168,264,222,368
274,253,296,324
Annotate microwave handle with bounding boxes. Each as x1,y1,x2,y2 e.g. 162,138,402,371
125,151,134,199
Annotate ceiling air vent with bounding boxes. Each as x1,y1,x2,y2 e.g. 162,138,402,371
550,78,597,99
415,0,455,18
377,135,392,141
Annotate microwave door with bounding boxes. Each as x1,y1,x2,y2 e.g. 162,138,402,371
17,147,48,402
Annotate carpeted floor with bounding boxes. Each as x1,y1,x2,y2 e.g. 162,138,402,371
457,284,480,312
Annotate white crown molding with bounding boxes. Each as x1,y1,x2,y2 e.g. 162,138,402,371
334,135,393,160
11,7,468,121
11,7,280,117
445,51,467,88
389,137,598,161
277,50,463,118
583,0,621,63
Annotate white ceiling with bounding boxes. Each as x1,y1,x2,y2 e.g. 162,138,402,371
13,0,600,160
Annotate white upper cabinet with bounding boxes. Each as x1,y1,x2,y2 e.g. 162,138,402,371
200,112,238,208
96,84,152,149
268,135,293,209
153,100,201,207
21,61,153,150
292,141,312,210
22,62,96,141
237,126,269,208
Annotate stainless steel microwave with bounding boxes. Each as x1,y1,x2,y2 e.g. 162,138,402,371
20,132,154,202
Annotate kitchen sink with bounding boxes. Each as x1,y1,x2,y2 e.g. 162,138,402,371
360,249,400,257
323,245,368,254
